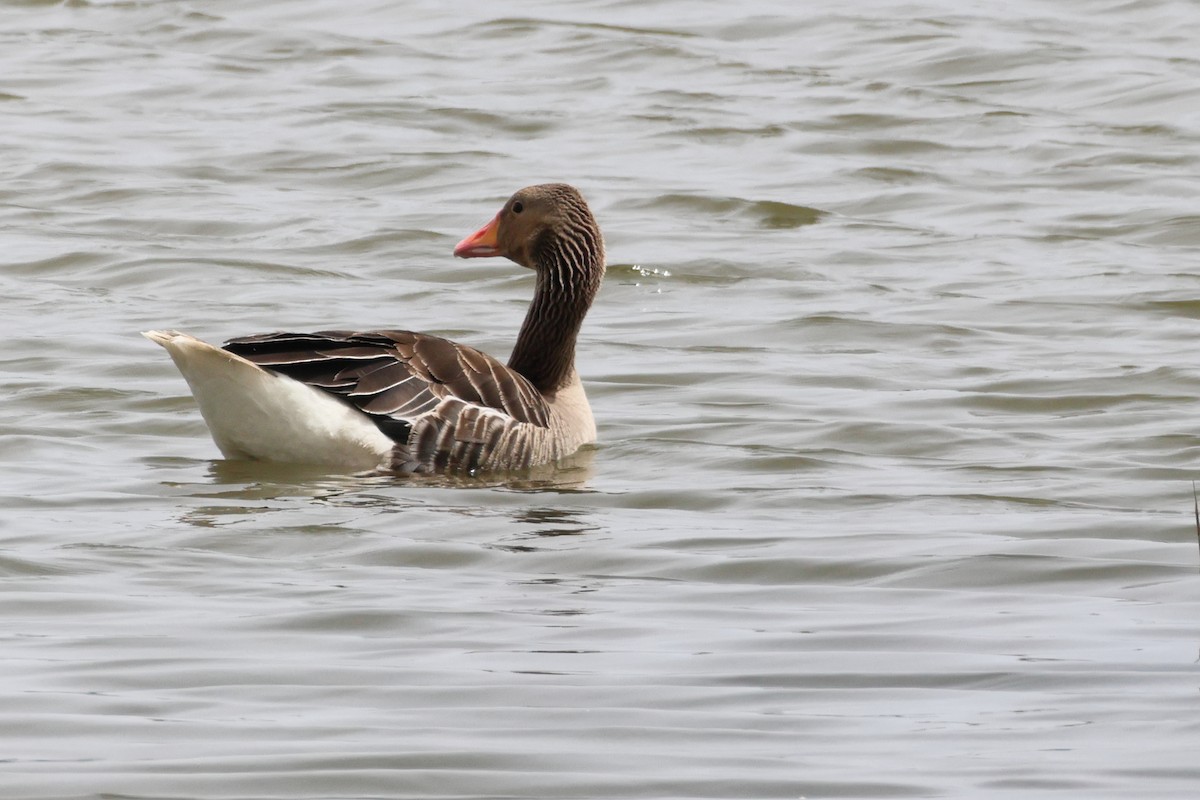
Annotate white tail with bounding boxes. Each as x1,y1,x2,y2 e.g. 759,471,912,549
143,330,394,469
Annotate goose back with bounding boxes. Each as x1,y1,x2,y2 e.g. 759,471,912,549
223,330,571,473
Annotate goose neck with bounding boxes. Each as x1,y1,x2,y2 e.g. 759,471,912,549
508,252,598,394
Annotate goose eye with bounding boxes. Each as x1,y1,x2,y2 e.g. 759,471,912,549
511,201,524,214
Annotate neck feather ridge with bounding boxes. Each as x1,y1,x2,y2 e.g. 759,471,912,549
507,246,601,395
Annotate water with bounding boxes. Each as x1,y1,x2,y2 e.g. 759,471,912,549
3,0,1200,797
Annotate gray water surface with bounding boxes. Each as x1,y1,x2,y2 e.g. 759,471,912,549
3,1,1200,798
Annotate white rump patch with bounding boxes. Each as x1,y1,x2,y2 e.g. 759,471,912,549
143,330,395,469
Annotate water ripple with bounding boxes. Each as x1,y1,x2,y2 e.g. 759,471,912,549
4,1,1200,798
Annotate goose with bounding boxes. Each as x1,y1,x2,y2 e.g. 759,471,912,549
144,183,605,475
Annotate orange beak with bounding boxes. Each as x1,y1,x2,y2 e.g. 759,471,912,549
454,213,502,258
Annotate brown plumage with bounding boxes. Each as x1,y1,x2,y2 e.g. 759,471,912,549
205,183,606,474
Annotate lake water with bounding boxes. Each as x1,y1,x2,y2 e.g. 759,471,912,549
3,0,1200,797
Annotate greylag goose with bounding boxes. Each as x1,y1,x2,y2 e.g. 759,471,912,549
144,183,605,474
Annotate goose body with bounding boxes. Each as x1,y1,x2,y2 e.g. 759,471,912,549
145,183,605,475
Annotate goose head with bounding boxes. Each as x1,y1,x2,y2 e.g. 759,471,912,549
454,183,604,278
453,183,605,393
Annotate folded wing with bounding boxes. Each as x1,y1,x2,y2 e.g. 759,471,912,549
223,331,551,450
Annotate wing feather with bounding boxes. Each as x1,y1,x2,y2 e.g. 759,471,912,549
222,331,551,460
